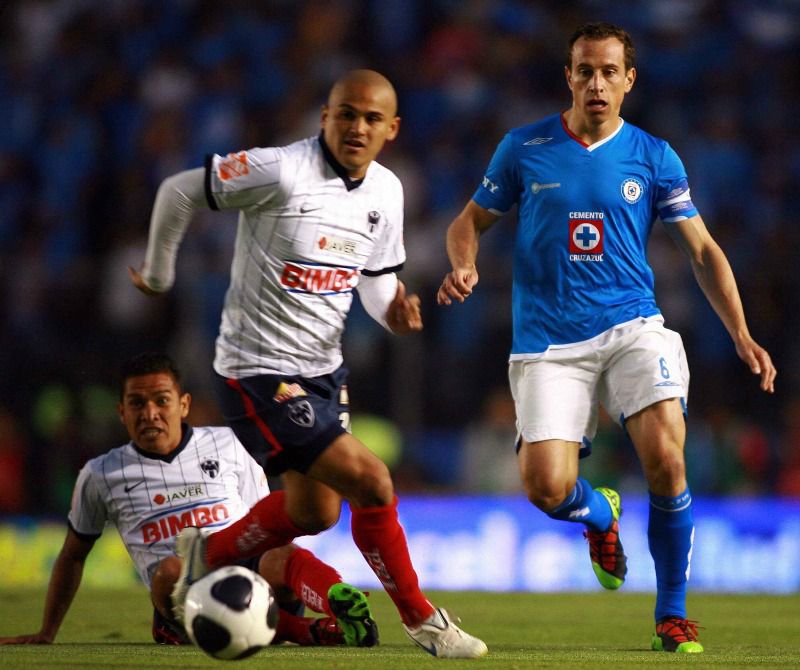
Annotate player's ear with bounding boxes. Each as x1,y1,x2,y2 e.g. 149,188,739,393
625,67,636,92
386,115,401,141
564,65,574,90
117,402,125,425
180,392,191,419
320,104,329,128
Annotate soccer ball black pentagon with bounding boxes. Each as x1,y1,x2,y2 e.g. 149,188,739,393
184,566,278,660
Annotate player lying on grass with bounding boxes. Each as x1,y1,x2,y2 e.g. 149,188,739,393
0,352,377,648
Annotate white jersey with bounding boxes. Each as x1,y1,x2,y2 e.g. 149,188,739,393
68,425,268,587
205,135,406,379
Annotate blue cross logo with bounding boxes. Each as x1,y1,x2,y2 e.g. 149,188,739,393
575,226,597,247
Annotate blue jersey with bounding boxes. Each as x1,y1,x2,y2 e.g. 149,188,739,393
473,113,698,355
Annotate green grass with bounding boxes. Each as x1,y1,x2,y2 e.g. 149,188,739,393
1,588,799,668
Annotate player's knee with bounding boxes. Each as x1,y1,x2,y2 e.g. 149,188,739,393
524,484,570,513
258,544,296,586
349,458,394,506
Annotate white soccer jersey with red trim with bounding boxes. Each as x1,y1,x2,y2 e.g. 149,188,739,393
205,136,406,379
67,426,268,587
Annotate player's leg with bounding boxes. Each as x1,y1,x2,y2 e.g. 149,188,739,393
604,324,702,652
626,400,702,653
511,357,627,589
151,557,191,644
258,535,379,647
306,432,486,657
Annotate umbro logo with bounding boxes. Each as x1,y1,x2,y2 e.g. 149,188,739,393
523,137,553,145
531,182,560,194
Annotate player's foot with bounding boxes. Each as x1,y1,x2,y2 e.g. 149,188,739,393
651,617,704,653
403,607,488,658
327,583,379,647
171,527,210,624
308,616,346,646
583,487,627,589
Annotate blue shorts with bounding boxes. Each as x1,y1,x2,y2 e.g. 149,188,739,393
213,367,350,476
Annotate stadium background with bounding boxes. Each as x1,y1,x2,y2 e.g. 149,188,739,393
0,0,798,591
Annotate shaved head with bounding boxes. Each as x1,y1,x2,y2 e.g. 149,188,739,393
329,69,398,116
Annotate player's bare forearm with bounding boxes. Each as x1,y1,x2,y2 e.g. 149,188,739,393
438,201,497,305
692,244,776,393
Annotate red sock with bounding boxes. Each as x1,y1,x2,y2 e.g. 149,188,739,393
205,491,304,567
273,612,340,646
350,496,434,626
284,547,342,616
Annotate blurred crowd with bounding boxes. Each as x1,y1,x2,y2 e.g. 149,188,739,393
1,0,799,516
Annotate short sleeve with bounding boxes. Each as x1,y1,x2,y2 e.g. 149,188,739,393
67,461,107,538
655,144,699,223
234,434,270,506
362,176,406,275
471,132,519,215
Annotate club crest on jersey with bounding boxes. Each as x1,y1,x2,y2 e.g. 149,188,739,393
280,261,358,294
217,151,249,181
621,177,644,204
288,399,315,428
368,211,381,233
200,459,220,479
569,212,604,262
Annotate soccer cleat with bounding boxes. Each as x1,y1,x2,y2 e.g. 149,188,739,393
403,608,488,658
584,487,627,589
651,617,704,653
327,582,379,647
171,527,211,624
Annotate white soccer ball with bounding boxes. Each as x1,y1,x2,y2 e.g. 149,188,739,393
184,566,278,660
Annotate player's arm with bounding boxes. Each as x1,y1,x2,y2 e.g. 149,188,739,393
665,214,776,393
129,167,207,295
358,273,422,335
437,199,500,305
0,528,95,644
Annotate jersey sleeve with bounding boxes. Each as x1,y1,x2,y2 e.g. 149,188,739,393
362,175,406,275
67,461,107,539
205,147,285,211
471,132,519,215
655,144,699,223
233,432,270,506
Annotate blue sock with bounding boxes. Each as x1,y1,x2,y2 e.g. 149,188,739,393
648,488,694,621
546,477,612,532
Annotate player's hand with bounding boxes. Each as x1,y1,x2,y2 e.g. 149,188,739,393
386,281,422,334
0,632,54,645
437,266,479,305
128,266,163,296
735,337,776,393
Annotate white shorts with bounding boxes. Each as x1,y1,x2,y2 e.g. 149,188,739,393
508,317,689,453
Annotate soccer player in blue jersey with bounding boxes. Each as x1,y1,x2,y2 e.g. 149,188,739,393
437,22,776,653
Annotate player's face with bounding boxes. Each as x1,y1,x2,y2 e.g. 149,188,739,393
321,82,400,179
565,37,635,128
118,372,190,456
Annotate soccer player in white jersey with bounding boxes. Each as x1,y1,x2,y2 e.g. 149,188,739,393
0,353,375,648
437,23,776,653
130,70,487,658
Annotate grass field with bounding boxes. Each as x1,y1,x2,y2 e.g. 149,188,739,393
1,588,798,669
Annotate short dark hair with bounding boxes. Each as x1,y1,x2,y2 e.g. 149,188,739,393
567,22,636,71
118,352,182,399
